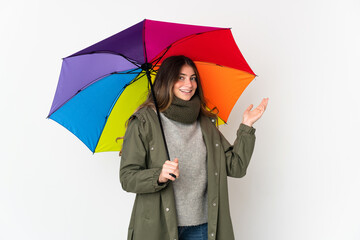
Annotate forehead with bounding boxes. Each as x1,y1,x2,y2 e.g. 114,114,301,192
179,65,196,75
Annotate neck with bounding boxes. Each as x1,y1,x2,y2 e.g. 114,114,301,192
162,95,201,124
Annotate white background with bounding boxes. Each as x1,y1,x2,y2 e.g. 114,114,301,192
1,0,359,239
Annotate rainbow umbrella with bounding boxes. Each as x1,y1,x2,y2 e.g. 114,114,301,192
48,19,255,153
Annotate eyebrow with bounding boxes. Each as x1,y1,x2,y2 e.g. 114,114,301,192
179,73,196,76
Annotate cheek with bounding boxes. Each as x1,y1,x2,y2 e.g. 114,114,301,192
171,86,177,96
173,81,181,90
172,83,181,95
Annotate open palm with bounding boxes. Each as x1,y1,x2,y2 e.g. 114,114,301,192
242,98,269,127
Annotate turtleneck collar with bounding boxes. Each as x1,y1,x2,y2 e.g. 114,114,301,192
162,95,201,124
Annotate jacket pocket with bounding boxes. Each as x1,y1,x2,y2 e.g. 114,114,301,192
127,228,134,240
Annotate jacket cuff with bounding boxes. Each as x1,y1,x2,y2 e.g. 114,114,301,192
239,123,256,134
153,168,169,191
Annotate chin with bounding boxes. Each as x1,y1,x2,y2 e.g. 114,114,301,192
180,95,193,101
175,92,194,101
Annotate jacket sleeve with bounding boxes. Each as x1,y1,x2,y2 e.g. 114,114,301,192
220,123,256,178
120,117,169,194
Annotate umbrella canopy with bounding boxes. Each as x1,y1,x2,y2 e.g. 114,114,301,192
48,19,255,153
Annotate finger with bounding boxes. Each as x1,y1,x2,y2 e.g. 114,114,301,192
163,163,177,171
166,167,179,179
164,171,176,181
261,98,268,107
245,104,253,113
164,166,177,172
165,166,180,180
161,169,175,181
264,98,269,109
258,99,267,111
174,169,180,178
164,174,176,181
166,160,179,168
173,158,179,163
163,167,179,176
256,103,264,110
172,168,180,179
164,160,176,167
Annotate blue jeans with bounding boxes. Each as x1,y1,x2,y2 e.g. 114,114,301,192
178,223,208,240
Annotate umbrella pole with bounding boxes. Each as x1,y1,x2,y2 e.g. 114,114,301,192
144,65,171,161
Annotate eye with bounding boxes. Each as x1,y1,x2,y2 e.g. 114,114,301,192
191,76,196,81
179,76,185,80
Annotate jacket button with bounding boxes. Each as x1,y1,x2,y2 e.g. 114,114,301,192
211,233,215,237
166,208,170,212
211,119,215,122
215,172,218,176
150,147,154,151
215,143,219,147
213,203,216,207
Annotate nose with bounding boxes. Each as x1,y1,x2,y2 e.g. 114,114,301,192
184,78,192,87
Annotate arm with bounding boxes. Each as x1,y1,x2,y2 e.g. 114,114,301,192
223,97,268,177
221,123,256,178
120,117,169,194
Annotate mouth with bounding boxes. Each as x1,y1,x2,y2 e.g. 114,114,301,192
179,89,192,93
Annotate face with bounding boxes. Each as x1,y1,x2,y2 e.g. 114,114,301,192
173,64,198,101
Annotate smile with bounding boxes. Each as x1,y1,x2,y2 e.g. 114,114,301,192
179,89,192,93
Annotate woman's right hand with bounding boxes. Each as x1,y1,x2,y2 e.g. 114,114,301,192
158,158,179,183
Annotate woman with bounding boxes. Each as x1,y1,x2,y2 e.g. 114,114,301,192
120,55,268,240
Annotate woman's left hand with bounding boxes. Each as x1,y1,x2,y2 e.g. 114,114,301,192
242,98,269,127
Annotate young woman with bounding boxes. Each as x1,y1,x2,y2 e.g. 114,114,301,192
120,55,268,240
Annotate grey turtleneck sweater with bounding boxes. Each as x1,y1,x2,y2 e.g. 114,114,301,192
160,113,208,226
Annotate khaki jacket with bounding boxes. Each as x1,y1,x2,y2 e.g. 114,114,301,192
120,107,256,240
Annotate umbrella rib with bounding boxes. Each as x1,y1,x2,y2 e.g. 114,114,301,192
65,51,141,68
151,29,231,66
78,70,141,92
93,70,144,152
47,69,142,118
143,19,149,63
148,29,230,66
111,68,141,74
104,70,144,119
150,46,171,67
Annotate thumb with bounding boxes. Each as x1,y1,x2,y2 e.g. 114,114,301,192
245,104,253,112
173,158,179,163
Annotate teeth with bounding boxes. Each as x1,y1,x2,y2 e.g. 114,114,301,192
180,89,191,93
